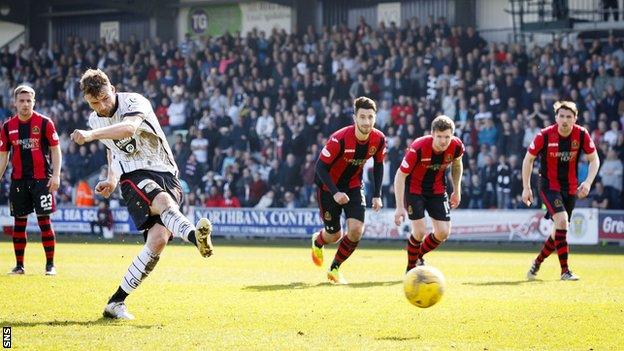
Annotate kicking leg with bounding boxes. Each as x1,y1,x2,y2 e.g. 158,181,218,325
151,192,213,257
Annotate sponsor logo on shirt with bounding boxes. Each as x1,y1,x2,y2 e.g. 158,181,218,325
549,151,578,162
343,158,367,166
426,163,447,171
13,138,40,150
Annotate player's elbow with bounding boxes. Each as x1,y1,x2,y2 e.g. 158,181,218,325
120,124,137,138
395,170,407,180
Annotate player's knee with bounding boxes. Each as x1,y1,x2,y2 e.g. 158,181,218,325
151,192,175,214
412,231,427,241
435,229,450,241
146,228,169,252
554,218,568,229
347,224,364,241
324,230,341,243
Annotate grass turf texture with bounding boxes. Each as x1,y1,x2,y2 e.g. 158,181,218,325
1,237,623,350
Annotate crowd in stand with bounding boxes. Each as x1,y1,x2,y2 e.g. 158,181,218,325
0,15,623,210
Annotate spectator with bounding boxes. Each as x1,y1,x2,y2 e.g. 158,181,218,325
190,128,209,164
255,190,275,209
599,148,623,196
591,182,609,209
478,118,498,147
221,188,241,208
204,186,224,207
90,201,113,237
168,93,187,130
496,155,512,209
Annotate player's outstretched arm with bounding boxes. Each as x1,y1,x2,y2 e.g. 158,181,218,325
71,115,144,145
521,152,537,206
578,151,600,199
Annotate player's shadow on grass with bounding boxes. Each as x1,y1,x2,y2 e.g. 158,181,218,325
0,318,156,329
462,279,543,286
243,280,402,291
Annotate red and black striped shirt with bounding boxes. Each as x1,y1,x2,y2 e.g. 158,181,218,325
528,124,596,195
316,125,386,192
400,135,464,195
0,112,59,180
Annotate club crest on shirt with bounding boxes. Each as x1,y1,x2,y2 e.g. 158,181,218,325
32,126,40,135
113,137,138,155
368,146,377,155
571,140,579,149
324,211,332,221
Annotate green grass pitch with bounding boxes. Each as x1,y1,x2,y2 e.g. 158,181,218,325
1,238,623,350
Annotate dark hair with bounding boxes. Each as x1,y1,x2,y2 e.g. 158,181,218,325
431,115,455,133
80,68,111,97
353,96,377,114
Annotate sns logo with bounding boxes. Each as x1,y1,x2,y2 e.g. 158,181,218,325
321,147,331,158
401,159,409,169
3,326,10,349
52,132,59,141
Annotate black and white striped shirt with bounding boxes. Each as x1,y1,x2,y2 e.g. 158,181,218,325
88,92,178,176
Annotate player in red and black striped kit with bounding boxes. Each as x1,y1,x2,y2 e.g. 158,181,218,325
0,85,62,275
523,101,599,281
310,96,386,284
393,115,464,272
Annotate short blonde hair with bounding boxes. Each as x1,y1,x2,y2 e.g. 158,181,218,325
13,85,35,99
553,101,578,117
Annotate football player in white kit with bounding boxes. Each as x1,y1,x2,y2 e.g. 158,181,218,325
71,69,213,320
